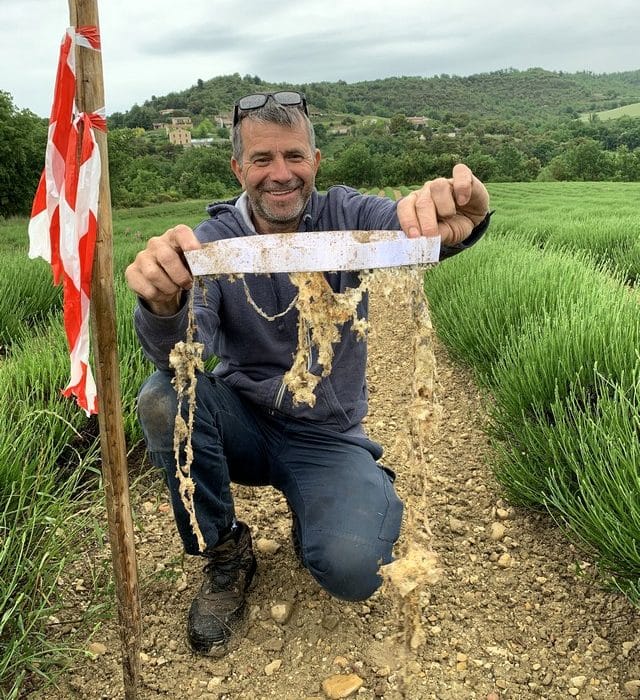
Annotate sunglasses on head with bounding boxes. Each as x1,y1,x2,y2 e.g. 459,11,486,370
233,91,308,127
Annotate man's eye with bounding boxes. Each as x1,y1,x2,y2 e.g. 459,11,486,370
253,157,270,165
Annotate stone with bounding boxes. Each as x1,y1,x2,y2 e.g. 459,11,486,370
271,602,294,624
264,659,282,676
263,637,284,652
570,676,587,689
449,516,467,534
321,673,364,699
256,538,281,554
322,614,340,631
489,522,506,541
497,553,512,568
87,642,107,657
625,680,640,698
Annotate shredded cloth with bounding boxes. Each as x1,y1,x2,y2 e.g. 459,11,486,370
172,267,443,653
169,293,206,552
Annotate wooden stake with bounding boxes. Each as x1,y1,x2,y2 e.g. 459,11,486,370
68,1,141,697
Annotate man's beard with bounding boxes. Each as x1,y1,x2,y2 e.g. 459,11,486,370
249,178,311,228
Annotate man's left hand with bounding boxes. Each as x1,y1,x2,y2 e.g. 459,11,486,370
397,163,490,245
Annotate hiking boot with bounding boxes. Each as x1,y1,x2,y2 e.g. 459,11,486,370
187,521,256,654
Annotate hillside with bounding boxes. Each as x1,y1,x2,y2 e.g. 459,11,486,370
116,68,640,124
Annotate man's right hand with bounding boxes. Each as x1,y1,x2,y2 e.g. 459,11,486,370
125,224,201,316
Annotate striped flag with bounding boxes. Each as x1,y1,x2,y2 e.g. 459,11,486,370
28,26,104,415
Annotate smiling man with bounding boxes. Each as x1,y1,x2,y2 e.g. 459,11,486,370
230,110,321,232
125,91,491,655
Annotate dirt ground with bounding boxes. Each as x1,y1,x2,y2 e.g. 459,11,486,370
32,277,640,699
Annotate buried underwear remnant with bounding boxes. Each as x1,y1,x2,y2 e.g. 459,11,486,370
170,267,442,652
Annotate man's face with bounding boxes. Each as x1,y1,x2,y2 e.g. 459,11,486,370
231,119,321,234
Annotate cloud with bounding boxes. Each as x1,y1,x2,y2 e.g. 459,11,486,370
2,0,639,116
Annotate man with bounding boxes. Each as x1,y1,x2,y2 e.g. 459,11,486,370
125,91,490,655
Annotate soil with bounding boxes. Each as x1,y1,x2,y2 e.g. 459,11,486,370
31,277,640,700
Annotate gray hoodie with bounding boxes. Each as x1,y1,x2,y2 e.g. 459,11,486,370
134,186,487,433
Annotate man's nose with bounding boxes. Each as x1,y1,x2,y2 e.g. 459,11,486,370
269,155,293,181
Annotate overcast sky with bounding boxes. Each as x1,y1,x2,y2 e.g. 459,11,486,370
3,0,639,118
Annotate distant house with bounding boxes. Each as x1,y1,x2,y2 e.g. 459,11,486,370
171,116,193,127
215,114,233,129
159,108,175,116
152,122,166,130
329,127,350,135
163,115,193,146
168,127,191,146
406,116,428,127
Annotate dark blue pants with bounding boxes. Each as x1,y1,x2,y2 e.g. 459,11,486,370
137,370,404,601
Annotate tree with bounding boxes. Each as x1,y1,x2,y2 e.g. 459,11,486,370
389,113,410,135
193,118,215,138
494,143,527,181
0,91,47,217
330,143,382,188
562,138,613,180
124,103,157,130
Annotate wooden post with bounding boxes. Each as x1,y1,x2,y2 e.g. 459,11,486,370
68,1,141,697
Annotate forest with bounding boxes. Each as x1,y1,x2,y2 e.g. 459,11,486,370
2,67,640,216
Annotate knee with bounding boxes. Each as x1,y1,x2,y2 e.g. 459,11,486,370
137,371,177,451
305,535,391,601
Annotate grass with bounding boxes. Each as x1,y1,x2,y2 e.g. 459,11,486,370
579,101,640,121
0,218,156,696
0,448,101,699
425,217,640,600
485,182,640,281
0,255,61,351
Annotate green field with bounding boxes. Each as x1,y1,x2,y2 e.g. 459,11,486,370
2,181,640,698
580,101,640,121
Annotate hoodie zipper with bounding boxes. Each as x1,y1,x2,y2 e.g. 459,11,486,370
271,212,315,415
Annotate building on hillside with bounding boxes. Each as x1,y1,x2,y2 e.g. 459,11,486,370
406,116,428,127
215,114,233,129
152,122,166,130
329,127,350,135
159,108,175,116
168,127,191,146
171,116,193,127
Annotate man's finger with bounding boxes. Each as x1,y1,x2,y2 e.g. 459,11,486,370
398,187,438,238
167,224,201,252
413,186,439,238
438,215,474,246
451,163,473,207
428,177,457,220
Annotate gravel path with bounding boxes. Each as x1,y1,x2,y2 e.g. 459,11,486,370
33,277,640,699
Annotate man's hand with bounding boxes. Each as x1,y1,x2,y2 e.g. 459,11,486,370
125,224,201,316
397,163,490,245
